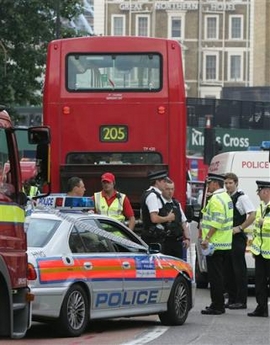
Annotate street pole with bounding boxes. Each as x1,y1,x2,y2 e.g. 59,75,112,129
56,0,61,39
129,0,132,35
0,40,7,76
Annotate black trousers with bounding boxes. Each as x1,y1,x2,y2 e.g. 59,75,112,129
254,254,270,313
162,237,183,259
223,233,248,304
206,250,231,310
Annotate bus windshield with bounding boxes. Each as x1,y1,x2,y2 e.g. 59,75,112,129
67,53,161,91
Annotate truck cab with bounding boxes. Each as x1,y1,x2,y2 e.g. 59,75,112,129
0,107,51,339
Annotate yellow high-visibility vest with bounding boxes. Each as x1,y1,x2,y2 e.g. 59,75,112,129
251,202,270,259
201,190,233,250
94,192,125,222
23,185,38,197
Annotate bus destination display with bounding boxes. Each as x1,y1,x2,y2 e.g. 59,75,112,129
100,125,128,142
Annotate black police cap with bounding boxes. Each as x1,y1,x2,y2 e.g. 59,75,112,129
256,180,270,191
147,170,168,181
206,173,225,182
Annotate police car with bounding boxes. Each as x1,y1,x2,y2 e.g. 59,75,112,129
27,196,194,337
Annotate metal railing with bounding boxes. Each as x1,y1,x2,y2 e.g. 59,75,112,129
187,98,270,130
12,99,270,130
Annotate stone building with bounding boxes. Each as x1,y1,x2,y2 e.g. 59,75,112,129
90,0,270,98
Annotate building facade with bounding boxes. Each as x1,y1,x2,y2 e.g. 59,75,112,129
91,0,270,98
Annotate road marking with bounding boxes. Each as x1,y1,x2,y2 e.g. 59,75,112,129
121,326,169,345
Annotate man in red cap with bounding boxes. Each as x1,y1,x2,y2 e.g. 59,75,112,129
93,172,135,230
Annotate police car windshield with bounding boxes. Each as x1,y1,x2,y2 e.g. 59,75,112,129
27,218,61,247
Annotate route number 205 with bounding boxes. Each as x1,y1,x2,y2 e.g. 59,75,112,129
100,125,128,142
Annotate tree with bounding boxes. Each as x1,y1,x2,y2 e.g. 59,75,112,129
0,0,85,112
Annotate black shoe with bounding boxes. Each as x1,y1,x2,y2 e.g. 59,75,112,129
247,310,268,317
205,304,214,309
228,303,247,310
201,307,225,315
224,301,235,308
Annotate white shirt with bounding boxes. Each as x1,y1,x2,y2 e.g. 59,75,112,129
145,186,164,213
231,189,256,215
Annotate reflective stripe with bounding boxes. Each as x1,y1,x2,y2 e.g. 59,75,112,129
0,203,25,222
38,257,124,283
36,255,193,284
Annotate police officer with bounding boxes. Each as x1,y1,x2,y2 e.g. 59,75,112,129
248,180,270,318
23,178,39,197
200,173,234,315
161,179,190,259
140,170,175,248
223,172,255,310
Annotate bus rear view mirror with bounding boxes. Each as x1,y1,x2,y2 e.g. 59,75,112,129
28,126,51,145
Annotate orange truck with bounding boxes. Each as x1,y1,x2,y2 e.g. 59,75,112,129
0,107,50,338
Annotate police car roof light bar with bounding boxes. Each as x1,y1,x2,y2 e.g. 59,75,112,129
37,194,94,210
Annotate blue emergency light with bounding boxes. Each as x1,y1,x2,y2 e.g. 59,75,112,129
247,146,260,151
64,197,94,208
261,141,270,150
37,194,94,210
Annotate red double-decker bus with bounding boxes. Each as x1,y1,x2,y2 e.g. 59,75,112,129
43,36,187,220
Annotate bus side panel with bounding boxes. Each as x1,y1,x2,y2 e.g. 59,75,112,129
43,42,62,192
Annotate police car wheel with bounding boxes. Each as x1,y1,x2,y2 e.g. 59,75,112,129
158,276,190,326
58,284,89,337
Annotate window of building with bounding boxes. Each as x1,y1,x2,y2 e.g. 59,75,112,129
229,15,243,40
171,16,182,39
204,53,218,81
112,15,125,36
228,52,243,81
205,15,218,40
136,15,150,37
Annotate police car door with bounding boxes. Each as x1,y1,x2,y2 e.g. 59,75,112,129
69,220,124,318
97,219,163,312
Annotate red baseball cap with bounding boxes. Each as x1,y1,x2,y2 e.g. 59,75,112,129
101,172,115,183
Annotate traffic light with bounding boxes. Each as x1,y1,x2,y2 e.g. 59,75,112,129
203,127,222,165
29,113,42,126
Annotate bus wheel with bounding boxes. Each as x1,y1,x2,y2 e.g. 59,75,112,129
58,284,89,337
158,276,190,325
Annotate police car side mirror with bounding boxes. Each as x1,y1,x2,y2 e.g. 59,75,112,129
148,243,162,254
